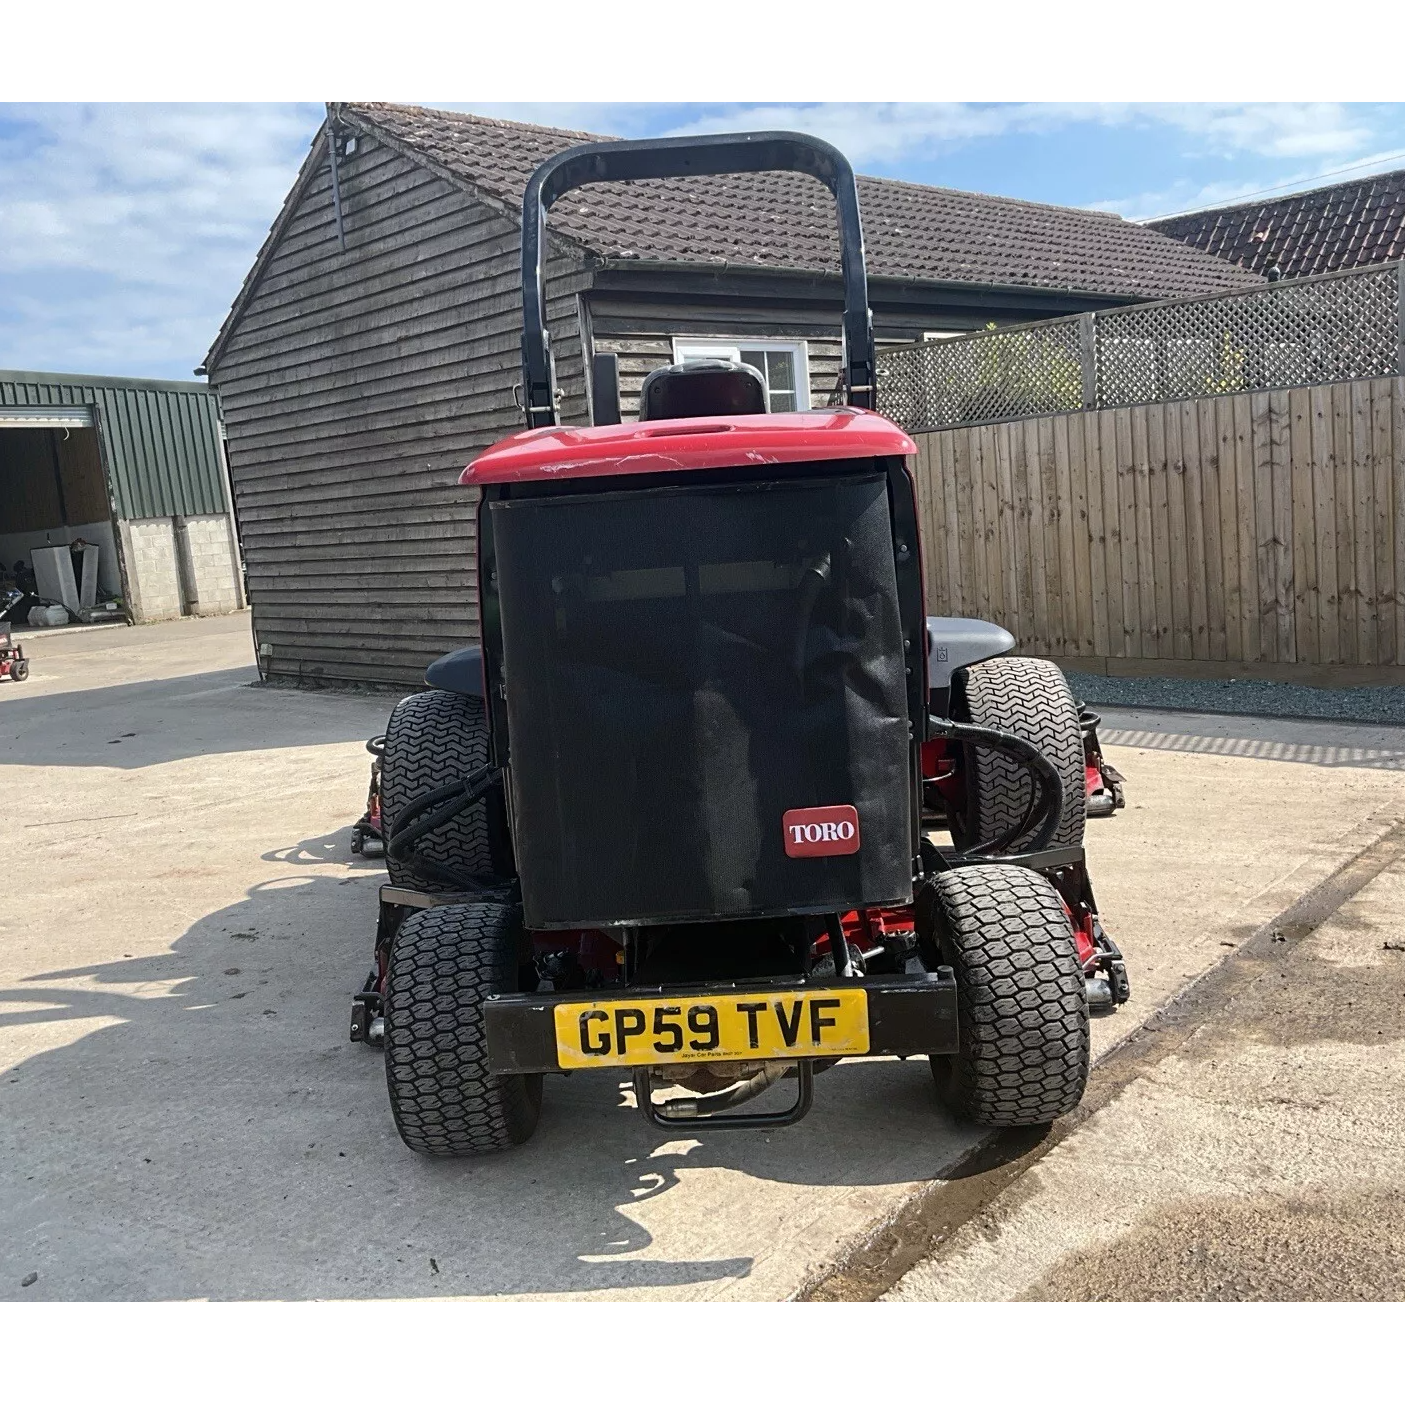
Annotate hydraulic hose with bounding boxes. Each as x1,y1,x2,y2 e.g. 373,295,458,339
386,764,508,894
928,715,1064,857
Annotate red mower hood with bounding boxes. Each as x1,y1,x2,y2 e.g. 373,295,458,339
461,408,915,486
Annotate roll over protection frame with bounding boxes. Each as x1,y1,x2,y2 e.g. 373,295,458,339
519,131,876,428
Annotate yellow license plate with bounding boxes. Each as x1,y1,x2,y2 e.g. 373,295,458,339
553,988,870,1070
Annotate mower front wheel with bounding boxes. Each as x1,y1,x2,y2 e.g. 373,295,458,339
919,864,1089,1127
383,901,542,1156
952,655,1086,853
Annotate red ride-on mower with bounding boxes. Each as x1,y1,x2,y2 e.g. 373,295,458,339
350,132,1131,1154
0,621,30,684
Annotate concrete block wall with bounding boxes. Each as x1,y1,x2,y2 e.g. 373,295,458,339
175,513,244,616
116,514,245,625
118,518,185,623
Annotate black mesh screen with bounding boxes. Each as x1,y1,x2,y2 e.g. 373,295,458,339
491,474,913,928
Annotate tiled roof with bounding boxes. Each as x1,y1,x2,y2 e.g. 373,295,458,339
347,103,1261,301
1149,169,1405,280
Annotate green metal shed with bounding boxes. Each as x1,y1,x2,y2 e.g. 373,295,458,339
0,369,244,624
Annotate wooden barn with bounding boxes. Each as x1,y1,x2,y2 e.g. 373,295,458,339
200,102,1258,689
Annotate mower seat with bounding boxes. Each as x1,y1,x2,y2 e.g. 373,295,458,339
423,644,483,697
926,617,1014,696
637,359,768,421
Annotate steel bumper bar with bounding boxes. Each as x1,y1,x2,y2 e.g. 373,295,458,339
484,970,959,1075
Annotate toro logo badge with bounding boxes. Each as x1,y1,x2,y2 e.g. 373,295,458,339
783,805,861,858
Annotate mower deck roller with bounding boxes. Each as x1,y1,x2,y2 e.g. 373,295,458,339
362,130,1128,1155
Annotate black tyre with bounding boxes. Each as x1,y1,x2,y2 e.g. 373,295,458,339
919,864,1088,1126
379,689,509,890
384,902,542,1156
10,658,28,682
952,655,1085,853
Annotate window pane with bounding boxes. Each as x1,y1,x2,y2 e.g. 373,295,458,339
766,351,795,393
739,350,766,376
770,390,797,413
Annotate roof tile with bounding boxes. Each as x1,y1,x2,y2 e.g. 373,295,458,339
348,102,1261,301
1149,169,1405,280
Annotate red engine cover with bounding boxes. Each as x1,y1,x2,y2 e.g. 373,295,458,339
462,408,915,486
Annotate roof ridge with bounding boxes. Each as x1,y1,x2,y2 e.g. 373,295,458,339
346,100,614,148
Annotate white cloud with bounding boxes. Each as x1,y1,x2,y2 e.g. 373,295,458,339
0,103,319,377
1094,144,1405,223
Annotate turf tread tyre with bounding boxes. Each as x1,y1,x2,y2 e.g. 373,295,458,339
380,689,500,889
954,656,1085,853
384,902,541,1156
922,864,1088,1126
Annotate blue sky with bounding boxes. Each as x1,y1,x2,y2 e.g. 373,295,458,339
4,101,1405,383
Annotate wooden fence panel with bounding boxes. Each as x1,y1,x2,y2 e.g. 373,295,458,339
1199,398,1228,662
1165,401,1192,659
1370,379,1395,664
1096,411,1124,657
1267,389,1295,663
909,376,1405,681
1066,414,1095,656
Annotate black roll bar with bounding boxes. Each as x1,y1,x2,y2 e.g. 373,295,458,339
519,131,876,429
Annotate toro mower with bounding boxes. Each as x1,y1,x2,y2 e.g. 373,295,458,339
350,131,1130,1155
0,616,30,684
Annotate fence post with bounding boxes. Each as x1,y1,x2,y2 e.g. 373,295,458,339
1079,313,1098,409
1397,263,1405,376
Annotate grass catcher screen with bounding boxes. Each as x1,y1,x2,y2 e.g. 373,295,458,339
490,474,913,928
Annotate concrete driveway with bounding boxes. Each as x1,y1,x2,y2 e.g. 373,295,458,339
3,614,1404,1300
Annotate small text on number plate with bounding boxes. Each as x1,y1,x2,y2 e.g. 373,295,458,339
552,989,870,1070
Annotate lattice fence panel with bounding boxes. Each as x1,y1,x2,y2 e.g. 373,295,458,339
875,319,1083,432
877,263,1403,433
1095,264,1400,407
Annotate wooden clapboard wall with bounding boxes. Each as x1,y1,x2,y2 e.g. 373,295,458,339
209,131,591,689
912,375,1405,679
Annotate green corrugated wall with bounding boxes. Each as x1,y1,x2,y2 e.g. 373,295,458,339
0,369,227,520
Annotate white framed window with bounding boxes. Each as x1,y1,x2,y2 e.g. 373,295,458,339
672,337,812,413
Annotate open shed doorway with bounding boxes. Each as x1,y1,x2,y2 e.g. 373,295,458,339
0,415,127,629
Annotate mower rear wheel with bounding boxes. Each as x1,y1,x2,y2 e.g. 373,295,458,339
952,655,1085,854
383,901,542,1156
10,658,28,682
380,688,509,890
920,864,1088,1127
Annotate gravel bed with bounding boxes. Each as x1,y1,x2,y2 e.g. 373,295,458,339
1062,671,1405,726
